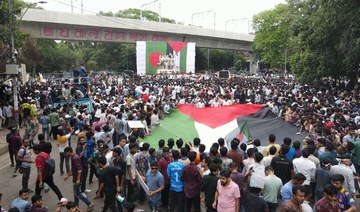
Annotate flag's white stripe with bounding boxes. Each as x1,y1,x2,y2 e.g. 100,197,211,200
173,50,180,72
186,43,196,73
136,41,146,75
194,118,238,151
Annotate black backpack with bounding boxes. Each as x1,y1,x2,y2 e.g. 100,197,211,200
38,155,55,178
23,107,31,116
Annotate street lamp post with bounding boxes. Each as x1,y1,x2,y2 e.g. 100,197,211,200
158,2,161,22
19,1,47,20
225,18,248,31
191,10,216,29
7,0,47,129
191,9,215,72
140,0,160,21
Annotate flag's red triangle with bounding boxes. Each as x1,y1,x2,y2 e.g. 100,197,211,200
237,132,243,141
178,104,263,128
168,42,187,54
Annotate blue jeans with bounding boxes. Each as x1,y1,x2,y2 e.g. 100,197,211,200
148,197,161,212
28,134,34,148
42,128,49,141
73,183,91,206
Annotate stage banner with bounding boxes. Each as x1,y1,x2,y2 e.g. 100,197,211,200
53,97,94,113
136,41,195,75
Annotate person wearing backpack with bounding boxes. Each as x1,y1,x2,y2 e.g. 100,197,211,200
33,145,67,205
38,133,52,193
22,100,32,124
16,138,34,192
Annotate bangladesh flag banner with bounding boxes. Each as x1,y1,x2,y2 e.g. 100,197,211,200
141,104,307,150
136,41,196,75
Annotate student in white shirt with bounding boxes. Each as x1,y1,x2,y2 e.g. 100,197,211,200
292,148,316,186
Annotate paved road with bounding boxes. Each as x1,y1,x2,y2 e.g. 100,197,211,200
0,138,148,211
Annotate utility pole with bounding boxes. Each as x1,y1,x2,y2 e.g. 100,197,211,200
140,0,159,21
6,0,47,129
7,0,19,129
158,2,161,22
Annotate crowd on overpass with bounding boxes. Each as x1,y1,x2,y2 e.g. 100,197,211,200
1,71,360,212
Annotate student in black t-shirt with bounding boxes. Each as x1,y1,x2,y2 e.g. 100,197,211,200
75,137,89,194
113,147,126,212
270,144,294,185
201,163,219,212
97,156,121,212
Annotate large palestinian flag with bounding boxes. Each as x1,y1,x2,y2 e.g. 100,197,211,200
142,104,307,150
136,41,196,75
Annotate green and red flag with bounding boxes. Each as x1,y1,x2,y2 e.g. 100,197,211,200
136,41,196,75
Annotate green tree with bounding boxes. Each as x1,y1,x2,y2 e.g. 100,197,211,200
286,0,360,86
234,53,247,71
195,48,207,71
253,3,292,69
253,0,360,87
1,0,49,73
210,49,235,71
35,40,76,73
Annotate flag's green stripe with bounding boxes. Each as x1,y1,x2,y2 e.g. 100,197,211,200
146,42,167,75
179,44,187,73
242,121,252,141
141,109,198,147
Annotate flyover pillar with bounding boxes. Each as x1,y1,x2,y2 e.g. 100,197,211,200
249,53,258,75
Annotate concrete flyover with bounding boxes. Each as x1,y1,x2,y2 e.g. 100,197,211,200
20,9,254,52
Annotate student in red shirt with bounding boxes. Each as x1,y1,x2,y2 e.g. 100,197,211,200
33,145,66,205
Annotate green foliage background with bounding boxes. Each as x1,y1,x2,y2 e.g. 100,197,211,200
252,0,360,87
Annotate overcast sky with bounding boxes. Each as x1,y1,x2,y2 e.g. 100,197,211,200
27,0,286,33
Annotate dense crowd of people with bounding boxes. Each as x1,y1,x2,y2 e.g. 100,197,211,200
0,71,360,212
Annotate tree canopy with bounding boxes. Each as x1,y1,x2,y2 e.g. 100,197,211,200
253,0,360,86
